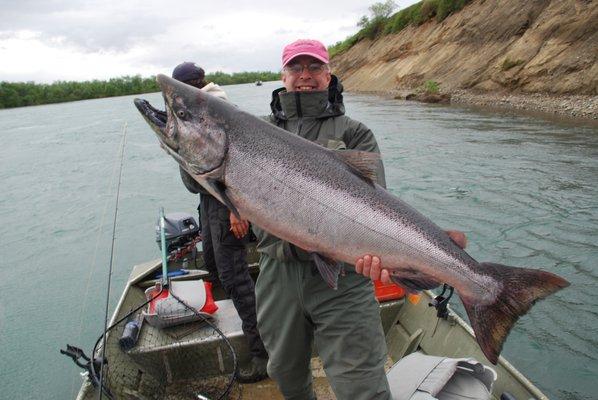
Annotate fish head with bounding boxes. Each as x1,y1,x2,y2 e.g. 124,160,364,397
134,74,227,176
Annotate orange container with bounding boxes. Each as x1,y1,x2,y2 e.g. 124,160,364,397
373,279,406,301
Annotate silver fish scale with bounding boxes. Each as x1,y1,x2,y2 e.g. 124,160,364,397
221,118,497,297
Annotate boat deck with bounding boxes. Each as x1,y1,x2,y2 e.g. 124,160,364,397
75,255,548,400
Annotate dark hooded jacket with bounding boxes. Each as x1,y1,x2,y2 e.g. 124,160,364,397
254,75,386,262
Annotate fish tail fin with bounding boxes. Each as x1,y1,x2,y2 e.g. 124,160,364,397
461,262,569,364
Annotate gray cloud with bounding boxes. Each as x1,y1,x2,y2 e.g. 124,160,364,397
0,2,169,52
0,0,417,81
0,0,373,50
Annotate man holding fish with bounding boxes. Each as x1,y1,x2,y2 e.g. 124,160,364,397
251,39,470,400
134,38,567,400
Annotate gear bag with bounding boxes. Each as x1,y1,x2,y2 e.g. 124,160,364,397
387,352,497,400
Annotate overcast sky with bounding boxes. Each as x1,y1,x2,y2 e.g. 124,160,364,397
0,0,418,83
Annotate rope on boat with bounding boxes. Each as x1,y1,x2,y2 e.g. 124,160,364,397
99,122,128,400
168,291,239,400
90,289,164,399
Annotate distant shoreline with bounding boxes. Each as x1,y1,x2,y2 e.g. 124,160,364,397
358,88,598,122
0,72,279,109
450,90,598,122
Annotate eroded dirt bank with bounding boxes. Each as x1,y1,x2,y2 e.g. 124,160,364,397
331,0,597,119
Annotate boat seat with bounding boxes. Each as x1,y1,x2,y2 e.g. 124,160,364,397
126,299,251,383
387,352,496,400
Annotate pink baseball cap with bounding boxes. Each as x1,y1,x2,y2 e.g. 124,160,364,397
282,39,329,67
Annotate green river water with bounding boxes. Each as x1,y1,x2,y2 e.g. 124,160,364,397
0,81,596,399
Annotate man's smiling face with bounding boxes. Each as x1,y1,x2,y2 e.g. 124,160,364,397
281,55,331,92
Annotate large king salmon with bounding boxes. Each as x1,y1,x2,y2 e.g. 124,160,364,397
134,74,569,364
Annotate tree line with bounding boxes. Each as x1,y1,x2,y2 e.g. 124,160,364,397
0,71,280,109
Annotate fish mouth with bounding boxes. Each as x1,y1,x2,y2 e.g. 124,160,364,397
133,98,179,152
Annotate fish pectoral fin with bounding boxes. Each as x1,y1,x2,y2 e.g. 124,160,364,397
206,179,241,219
312,253,342,290
335,150,379,186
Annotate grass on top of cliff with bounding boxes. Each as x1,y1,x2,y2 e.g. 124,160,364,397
329,0,472,58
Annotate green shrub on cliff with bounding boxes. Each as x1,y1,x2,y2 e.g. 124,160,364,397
501,58,524,71
436,0,470,21
329,0,473,58
359,17,388,40
330,0,397,57
422,80,440,94
420,0,440,20
383,3,419,34
329,36,360,58
386,0,471,32
358,0,398,39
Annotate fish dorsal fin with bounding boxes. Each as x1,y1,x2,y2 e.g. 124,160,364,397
335,150,379,186
312,253,343,290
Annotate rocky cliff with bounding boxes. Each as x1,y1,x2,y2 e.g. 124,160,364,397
331,0,597,96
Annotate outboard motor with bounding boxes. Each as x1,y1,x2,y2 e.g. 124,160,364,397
155,212,200,254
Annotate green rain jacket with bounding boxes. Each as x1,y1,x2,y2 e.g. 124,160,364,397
254,75,386,262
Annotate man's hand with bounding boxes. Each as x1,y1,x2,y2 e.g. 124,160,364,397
355,255,391,283
445,230,467,249
355,230,467,284
229,212,249,239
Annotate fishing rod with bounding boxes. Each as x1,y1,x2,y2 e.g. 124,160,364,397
98,122,128,400
66,121,238,399
62,122,133,399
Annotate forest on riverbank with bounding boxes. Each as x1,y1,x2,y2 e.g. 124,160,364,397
0,71,279,109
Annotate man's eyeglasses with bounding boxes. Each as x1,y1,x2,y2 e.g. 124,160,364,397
284,63,328,76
